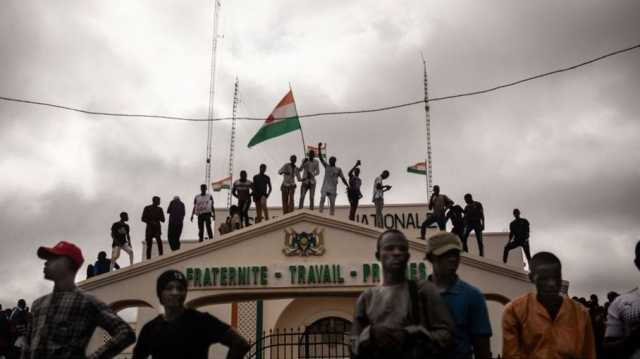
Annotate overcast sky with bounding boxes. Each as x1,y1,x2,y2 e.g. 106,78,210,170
1,0,639,309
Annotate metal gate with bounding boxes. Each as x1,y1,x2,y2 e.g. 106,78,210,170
245,327,351,359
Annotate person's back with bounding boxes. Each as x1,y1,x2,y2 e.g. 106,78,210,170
94,258,112,275
464,200,483,223
167,198,185,222
510,217,529,240
448,206,465,236
253,173,270,197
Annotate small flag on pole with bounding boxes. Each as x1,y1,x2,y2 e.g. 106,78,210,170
248,90,301,148
407,162,430,175
211,176,232,191
305,143,327,159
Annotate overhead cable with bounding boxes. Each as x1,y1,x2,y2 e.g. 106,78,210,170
0,43,638,122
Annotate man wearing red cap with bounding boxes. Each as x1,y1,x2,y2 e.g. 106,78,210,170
21,241,135,359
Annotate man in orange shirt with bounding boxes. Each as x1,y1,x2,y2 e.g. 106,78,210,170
502,251,596,359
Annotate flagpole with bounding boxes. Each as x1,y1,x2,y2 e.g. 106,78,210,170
289,82,307,155
421,53,433,202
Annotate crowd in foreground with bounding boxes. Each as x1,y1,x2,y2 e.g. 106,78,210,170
1,233,639,359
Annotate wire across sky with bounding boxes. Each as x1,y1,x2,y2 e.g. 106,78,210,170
0,43,638,122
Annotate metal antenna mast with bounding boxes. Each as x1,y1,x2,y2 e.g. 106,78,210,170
226,77,239,208
204,0,222,187
421,53,433,201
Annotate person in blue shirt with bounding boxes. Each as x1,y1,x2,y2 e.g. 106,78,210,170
425,231,493,359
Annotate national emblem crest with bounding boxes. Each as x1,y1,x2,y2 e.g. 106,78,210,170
282,228,326,257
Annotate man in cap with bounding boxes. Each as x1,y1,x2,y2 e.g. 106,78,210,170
425,232,492,359
351,229,454,358
22,241,135,358
133,269,250,359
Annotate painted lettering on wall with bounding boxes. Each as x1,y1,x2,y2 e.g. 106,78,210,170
185,262,427,288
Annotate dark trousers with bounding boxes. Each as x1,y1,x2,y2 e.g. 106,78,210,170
198,213,213,241
167,220,183,251
503,238,531,264
238,199,251,227
145,231,163,259
462,222,484,257
348,196,359,221
420,214,446,239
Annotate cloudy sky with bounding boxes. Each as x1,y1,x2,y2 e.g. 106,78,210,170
1,0,639,309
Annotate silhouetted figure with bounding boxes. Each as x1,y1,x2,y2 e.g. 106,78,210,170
142,196,165,259
94,251,118,275
503,208,532,265
425,232,493,359
318,143,348,216
347,160,362,221
132,270,250,359
588,294,606,359
191,185,215,242
461,193,485,257
24,241,135,357
232,170,253,227
252,164,272,223
502,252,595,359
420,185,454,239
351,230,455,359
372,170,391,228
298,150,320,210
278,155,299,214
9,299,28,352
110,211,134,271
0,303,10,358
447,205,465,239
86,264,95,279
604,291,619,314
167,196,185,251
604,240,640,358
229,205,242,231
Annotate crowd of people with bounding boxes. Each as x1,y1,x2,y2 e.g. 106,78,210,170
3,235,638,359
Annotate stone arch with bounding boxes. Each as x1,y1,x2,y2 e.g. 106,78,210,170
184,289,360,309
484,293,510,305
109,298,154,312
273,297,356,331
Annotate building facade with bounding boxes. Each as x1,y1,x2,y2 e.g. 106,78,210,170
80,204,534,358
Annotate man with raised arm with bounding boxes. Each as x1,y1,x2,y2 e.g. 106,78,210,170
317,142,349,216
298,149,320,210
347,160,362,221
372,170,391,228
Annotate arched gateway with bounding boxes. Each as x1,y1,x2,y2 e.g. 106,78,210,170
80,206,533,358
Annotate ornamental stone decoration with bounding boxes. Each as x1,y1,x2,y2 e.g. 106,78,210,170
282,228,326,257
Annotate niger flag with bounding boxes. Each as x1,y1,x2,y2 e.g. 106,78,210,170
248,90,301,148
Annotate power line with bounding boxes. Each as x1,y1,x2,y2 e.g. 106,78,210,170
1,43,638,122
